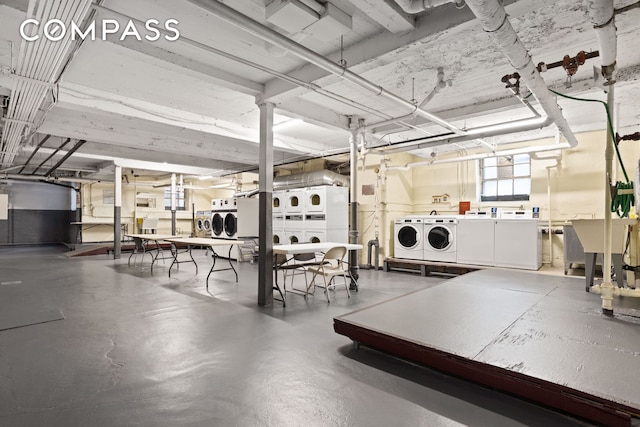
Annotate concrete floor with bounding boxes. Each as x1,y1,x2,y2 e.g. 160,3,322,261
0,246,593,426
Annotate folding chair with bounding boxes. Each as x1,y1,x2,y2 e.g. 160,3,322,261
306,246,350,303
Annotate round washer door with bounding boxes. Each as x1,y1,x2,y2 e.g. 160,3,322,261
397,225,420,249
196,218,204,232
202,218,211,232
427,226,452,250
224,214,237,237
212,213,224,237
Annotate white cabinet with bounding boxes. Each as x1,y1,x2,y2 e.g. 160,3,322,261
494,220,542,270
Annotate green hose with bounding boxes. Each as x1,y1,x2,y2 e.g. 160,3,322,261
549,89,634,218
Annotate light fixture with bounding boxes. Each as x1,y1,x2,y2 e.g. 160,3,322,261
273,118,303,131
198,175,214,180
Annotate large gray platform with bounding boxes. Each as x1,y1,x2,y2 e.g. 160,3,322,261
334,269,640,426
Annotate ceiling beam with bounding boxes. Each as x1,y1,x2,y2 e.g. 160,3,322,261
275,97,350,130
111,38,264,96
348,0,415,33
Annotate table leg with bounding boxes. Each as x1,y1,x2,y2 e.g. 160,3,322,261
206,250,218,289
227,245,238,282
273,264,286,307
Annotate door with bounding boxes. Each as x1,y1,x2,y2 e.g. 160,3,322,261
426,225,452,251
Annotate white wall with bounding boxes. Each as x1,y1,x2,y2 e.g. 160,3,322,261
356,130,636,267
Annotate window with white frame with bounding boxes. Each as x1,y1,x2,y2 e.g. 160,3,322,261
164,187,186,210
480,154,531,202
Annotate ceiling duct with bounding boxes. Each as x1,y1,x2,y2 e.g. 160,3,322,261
274,170,349,190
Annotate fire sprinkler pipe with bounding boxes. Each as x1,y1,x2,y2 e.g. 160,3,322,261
395,0,464,14
464,0,579,148
186,0,471,137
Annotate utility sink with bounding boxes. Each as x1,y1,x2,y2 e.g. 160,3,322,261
571,218,637,254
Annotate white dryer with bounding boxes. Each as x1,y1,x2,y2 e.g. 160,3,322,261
423,217,457,263
284,189,304,215
394,217,424,260
304,228,348,244
272,191,285,215
285,228,304,245
273,228,285,245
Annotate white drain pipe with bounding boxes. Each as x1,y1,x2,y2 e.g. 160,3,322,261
464,0,579,148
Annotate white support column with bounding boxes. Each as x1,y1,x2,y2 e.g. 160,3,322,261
600,84,615,314
349,123,360,288
114,165,122,259
258,101,274,306
171,173,177,235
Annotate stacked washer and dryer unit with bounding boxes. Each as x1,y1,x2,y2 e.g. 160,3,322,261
273,186,348,245
394,216,458,262
211,198,238,259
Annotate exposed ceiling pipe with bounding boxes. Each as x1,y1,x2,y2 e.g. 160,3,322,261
44,139,86,177
373,116,552,153
1,0,94,168
31,137,71,175
2,173,98,184
186,0,471,136
385,141,570,171
464,0,579,148
587,0,616,82
17,134,51,174
394,0,454,15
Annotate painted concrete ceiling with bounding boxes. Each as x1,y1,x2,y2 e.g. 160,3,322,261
0,0,639,178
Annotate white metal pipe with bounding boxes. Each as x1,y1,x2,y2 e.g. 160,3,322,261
378,116,552,154
385,141,570,171
590,284,640,298
588,0,616,80
186,0,469,136
600,84,615,313
464,0,579,148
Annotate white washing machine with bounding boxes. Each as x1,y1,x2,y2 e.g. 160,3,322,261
201,210,212,236
223,211,238,239
423,217,457,263
284,189,304,215
211,199,224,211
394,217,424,260
211,211,225,238
195,211,206,238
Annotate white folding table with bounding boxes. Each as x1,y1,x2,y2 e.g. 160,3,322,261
125,234,183,270
163,237,248,288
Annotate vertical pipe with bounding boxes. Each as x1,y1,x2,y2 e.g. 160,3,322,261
114,165,122,259
601,85,615,314
546,164,554,265
349,127,360,288
258,101,274,306
171,173,177,235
